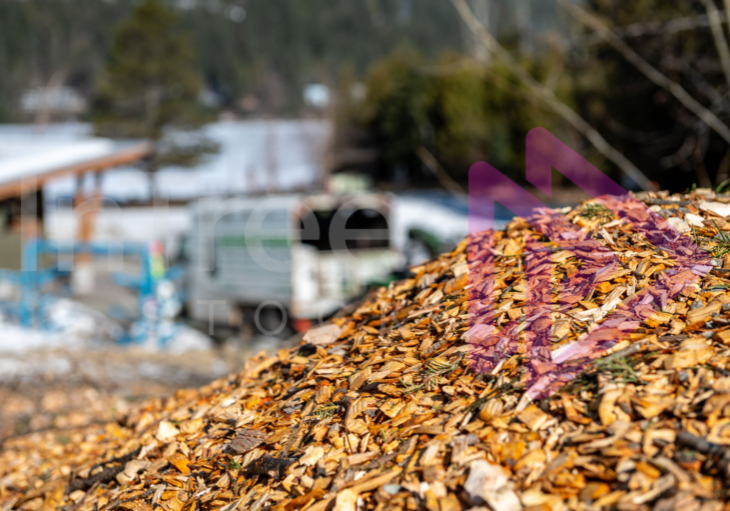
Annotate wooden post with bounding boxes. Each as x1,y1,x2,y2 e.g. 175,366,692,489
76,171,103,244
19,177,42,240
72,171,102,295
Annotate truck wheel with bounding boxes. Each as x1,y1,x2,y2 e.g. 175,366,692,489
254,301,295,339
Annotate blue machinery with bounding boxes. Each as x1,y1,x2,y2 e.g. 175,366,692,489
0,239,178,344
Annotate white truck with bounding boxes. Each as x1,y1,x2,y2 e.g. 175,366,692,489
186,193,401,336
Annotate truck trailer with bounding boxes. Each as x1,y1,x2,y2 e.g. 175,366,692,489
186,193,401,336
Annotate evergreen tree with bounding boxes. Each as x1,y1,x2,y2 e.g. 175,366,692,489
92,0,215,196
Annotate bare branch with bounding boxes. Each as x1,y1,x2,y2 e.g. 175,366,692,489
693,122,713,188
715,147,730,185
416,146,467,197
560,0,730,148
661,54,727,109
700,0,730,87
585,11,725,44
449,0,656,191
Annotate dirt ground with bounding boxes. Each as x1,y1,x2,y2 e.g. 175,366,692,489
0,339,283,444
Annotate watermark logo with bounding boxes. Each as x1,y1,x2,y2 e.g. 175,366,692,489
468,128,712,399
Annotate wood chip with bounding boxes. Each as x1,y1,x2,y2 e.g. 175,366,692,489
6,190,730,510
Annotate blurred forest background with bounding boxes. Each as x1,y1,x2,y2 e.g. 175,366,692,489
2,0,730,193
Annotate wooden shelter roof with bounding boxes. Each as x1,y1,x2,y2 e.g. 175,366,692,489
0,141,151,201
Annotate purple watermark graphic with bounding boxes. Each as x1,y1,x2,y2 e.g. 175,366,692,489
468,127,712,399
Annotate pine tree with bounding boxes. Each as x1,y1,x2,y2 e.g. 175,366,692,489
92,0,215,197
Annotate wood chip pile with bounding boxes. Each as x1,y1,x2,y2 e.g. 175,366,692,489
7,190,730,511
